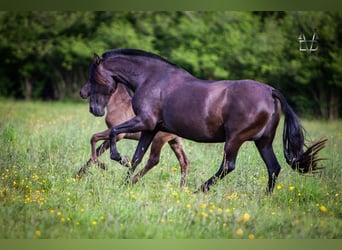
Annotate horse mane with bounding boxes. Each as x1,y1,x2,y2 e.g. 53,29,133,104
102,49,179,68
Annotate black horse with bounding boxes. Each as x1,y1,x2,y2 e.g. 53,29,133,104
86,48,326,193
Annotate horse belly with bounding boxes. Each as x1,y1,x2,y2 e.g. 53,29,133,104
161,102,225,143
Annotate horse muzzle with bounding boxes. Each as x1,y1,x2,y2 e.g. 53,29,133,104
80,90,89,99
89,105,105,117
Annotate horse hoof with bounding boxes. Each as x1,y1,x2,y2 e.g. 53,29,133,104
120,156,132,168
76,167,86,178
110,152,121,161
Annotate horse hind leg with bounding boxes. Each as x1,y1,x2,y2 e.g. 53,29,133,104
200,139,242,193
254,138,281,194
168,137,190,187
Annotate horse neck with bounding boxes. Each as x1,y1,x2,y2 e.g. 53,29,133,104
106,55,190,90
106,83,132,114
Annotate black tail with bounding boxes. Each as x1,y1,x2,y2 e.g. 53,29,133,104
272,89,327,174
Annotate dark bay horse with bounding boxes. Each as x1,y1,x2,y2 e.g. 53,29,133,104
77,82,190,186
87,48,327,193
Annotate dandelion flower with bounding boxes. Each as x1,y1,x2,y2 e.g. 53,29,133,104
186,204,191,209
243,213,250,222
320,205,327,213
236,228,243,236
91,220,97,225
34,230,41,237
289,186,295,191
201,212,208,218
248,234,255,240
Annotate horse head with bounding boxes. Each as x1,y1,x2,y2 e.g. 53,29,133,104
88,53,117,117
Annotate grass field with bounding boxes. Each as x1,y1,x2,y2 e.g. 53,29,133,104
0,99,341,239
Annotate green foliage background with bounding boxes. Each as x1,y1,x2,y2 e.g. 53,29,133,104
0,11,341,119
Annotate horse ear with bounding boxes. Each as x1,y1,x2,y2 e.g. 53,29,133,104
80,82,91,99
93,53,101,65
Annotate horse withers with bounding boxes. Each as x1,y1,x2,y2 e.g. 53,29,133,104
78,81,190,186
86,48,327,194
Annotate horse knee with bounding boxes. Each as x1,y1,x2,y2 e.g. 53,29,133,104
90,135,98,145
224,161,235,173
110,128,117,139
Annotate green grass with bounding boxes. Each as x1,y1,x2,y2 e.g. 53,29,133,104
0,99,341,238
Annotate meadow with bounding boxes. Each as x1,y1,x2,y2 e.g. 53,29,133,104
0,99,341,239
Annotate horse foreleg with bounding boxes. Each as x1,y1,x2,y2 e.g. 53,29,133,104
168,137,190,187
110,116,156,163
131,133,165,185
90,129,111,162
125,131,157,184
76,129,111,177
77,129,125,177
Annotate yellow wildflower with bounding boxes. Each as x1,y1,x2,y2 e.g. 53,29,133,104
320,205,327,213
34,230,41,237
236,228,244,236
201,212,208,218
243,213,250,222
248,234,255,240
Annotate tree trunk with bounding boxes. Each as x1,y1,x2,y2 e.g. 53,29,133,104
329,88,340,121
24,78,32,100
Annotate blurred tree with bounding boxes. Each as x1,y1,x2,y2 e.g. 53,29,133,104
0,11,340,119
280,12,342,120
